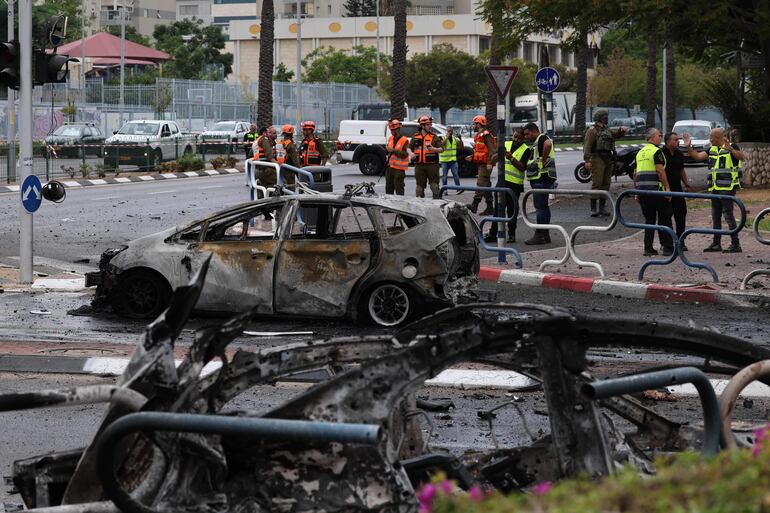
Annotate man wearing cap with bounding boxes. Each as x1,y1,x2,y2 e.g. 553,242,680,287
277,124,299,188
385,119,410,196
299,121,329,166
411,115,443,198
464,115,497,215
583,110,627,216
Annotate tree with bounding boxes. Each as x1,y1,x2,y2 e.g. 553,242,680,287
645,36,657,128
273,63,294,82
390,0,407,121
153,19,233,80
344,0,381,16
587,50,645,115
404,45,485,124
676,62,711,119
105,26,152,47
302,46,389,87
257,0,274,129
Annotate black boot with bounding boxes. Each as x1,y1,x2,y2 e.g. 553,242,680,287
598,199,610,217
543,230,551,243
524,230,547,245
590,199,599,217
467,198,480,214
480,202,495,216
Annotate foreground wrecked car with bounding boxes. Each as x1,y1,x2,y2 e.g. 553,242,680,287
7,264,770,513
86,191,480,325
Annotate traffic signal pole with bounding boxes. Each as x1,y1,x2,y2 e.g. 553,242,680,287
19,0,32,283
7,0,15,184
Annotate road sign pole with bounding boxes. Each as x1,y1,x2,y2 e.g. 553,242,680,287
19,0,33,283
545,92,554,137
496,103,506,264
7,0,16,184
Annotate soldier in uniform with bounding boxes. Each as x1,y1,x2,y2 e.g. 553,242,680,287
582,109,627,216
254,126,279,196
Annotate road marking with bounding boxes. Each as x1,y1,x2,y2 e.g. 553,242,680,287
90,196,118,201
6,185,19,192
205,170,219,175
114,177,131,183
199,185,224,190
89,179,108,185
183,171,199,177
138,175,153,181
161,173,178,179
62,180,82,187
148,190,177,195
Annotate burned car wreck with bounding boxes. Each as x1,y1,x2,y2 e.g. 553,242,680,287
86,188,480,326
8,262,770,512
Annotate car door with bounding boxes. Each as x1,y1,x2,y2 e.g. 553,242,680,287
189,201,288,313
273,201,374,317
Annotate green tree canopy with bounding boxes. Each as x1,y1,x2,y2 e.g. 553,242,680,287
302,45,390,87
273,63,295,82
105,26,152,47
153,19,233,80
588,49,645,114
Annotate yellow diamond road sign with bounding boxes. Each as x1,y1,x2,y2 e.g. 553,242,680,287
485,65,519,98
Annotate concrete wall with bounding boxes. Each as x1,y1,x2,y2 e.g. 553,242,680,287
740,143,770,187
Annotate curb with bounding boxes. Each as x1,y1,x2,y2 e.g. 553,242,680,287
479,266,770,308
0,168,242,194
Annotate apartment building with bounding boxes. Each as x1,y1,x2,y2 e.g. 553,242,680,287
88,0,177,38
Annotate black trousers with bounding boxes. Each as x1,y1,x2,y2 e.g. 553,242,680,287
670,196,687,238
639,196,674,250
488,180,523,237
710,190,739,245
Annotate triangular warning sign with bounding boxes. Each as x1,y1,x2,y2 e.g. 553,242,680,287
485,65,519,98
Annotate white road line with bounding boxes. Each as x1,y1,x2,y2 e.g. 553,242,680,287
62,180,82,187
148,190,177,195
183,171,199,177
138,175,154,181
205,170,219,175
89,179,108,185
90,196,118,201
198,185,225,190
161,173,178,179
114,177,131,183
6,185,19,192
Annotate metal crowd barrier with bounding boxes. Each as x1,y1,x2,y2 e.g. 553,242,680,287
741,206,770,290
582,366,720,455
439,185,523,268
617,190,747,282
521,189,616,277
246,160,279,201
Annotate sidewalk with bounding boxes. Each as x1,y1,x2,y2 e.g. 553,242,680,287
480,202,770,307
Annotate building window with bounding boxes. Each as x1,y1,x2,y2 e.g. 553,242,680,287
523,42,533,63
479,36,490,54
560,49,571,66
180,5,199,15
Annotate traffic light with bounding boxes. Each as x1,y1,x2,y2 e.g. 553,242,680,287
33,51,78,85
0,41,20,90
46,15,68,47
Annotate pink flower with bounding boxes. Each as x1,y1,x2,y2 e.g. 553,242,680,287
469,484,485,502
418,483,437,512
439,479,454,494
753,425,770,457
532,481,552,495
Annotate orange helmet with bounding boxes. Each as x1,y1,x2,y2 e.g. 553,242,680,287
301,120,316,130
281,124,295,134
418,115,433,125
388,119,402,130
472,115,487,126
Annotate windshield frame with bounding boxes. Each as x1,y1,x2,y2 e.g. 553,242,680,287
118,122,162,136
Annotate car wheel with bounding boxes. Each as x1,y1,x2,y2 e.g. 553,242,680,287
358,152,383,176
154,148,163,165
367,283,412,327
574,162,592,183
115,270,171,319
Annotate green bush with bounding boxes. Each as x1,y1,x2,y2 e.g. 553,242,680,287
177,153,205,172
209,156,238,169
427,429,770,513
154,161,181,173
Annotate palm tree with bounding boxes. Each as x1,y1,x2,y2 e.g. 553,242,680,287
645,36,657,129
257,0,274,129
390,0,407,120
574,32,589,134
664,41,676,130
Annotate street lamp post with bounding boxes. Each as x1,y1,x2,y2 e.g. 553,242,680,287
119,0,126,128
375,0,380,89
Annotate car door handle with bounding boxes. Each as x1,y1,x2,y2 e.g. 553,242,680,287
251,248,273,259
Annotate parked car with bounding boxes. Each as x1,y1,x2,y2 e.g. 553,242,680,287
335,120,476,177
44,123,104,158
610,116,646,136
86,192,480,326
104,120,196,170
199,120,251,155
672,119,721,165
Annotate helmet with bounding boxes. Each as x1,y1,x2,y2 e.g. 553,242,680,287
593,109,609,122
281,124,295,135
41,181,66,203
472,115,487,126
388,119,402,130
418,115,433,125
301,120,316,130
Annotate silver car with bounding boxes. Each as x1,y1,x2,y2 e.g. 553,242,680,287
87,193,480,326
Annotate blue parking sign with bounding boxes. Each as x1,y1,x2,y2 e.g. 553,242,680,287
535,67,560,93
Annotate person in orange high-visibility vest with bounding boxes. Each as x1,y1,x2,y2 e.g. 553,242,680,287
464,115,497,215
299,120,329,166
277,124,299,188
411,115,443,198
385,119,410,196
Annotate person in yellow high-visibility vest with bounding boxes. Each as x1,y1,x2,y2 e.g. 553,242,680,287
485,127,530,243
684,127,745,253
439,125,464,190
634,128,674,256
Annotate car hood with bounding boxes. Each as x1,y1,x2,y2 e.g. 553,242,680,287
110,226,179,270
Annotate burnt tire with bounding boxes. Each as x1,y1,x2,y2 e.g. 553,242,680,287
574,162,592,183
359,152,384,176
115,270,171,319
367,283,413,327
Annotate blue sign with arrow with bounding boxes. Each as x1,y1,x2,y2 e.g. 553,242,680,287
536,67,560,93
21,175,42,213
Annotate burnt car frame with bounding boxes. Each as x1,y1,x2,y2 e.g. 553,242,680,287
87,193,480,326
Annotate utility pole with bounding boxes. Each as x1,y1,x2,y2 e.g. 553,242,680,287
80,0,86,89
662,45,667,133
119,0,126,128
375,0,380,89
7,0,16,184
19,0,32,283
295,0,302,125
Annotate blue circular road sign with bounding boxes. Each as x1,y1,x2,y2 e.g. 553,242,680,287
21,175,42,213
536,67,561,93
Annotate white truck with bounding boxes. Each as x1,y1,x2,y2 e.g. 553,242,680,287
510,92,577,133
104,120,197,169
335,119,477,177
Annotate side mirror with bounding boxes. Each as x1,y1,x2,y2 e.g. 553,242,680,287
42,181,66,203
113,130,118,135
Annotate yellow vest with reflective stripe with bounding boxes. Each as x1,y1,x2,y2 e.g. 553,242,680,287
707,145,741,192
526,134,556,181
439,136,457,163
635,143,665,190
504,141,526,185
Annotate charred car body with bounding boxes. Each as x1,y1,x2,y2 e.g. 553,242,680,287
86,193,480,326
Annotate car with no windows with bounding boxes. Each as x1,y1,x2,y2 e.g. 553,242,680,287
86,193,480,326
